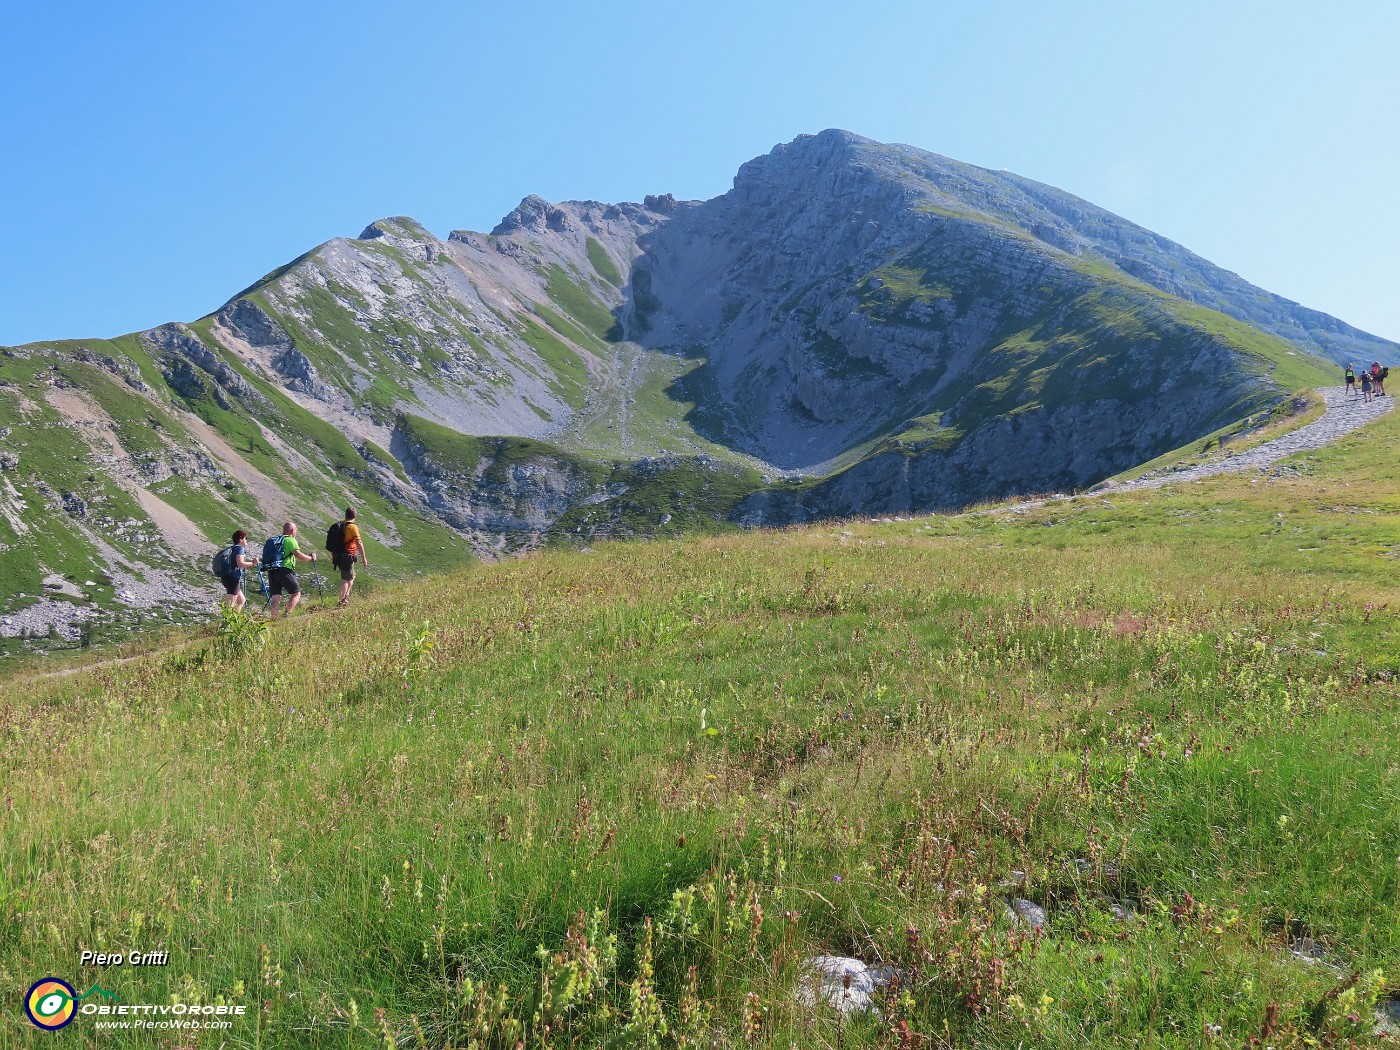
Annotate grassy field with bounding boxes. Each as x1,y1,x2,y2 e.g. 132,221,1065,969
2,398,1399,1047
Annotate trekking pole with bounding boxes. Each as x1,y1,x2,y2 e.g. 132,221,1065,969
256,565,271,610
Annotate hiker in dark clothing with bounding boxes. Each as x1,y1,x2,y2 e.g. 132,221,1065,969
1345,364,1356,398
1372,362,1386,397
1361,370,1373,402
219,529,259,612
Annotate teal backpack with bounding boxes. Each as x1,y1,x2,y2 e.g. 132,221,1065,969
261,535,286,569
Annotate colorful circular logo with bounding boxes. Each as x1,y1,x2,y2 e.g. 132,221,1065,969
25,978,77,1031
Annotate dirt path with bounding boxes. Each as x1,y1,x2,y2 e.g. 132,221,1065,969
18,639,203,683
618,346,643,455
978,386,1392,519
1102,386,1393,493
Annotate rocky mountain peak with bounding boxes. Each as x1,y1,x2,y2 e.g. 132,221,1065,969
492,195,576,236
732,128,865,187
359,216,434,242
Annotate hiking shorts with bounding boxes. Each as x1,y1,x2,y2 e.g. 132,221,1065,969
267,567,300,596
221,574,243,596
336,553,356,582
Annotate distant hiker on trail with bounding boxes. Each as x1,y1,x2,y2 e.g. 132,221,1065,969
1372,362,1387,397
1360,370,1373,402
1345,364,1356,397
212,529,258,611
326,506,369,609
263,521,317,619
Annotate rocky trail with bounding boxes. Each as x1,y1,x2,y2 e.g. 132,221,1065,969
986,386,1392,520
1103,386,1393,493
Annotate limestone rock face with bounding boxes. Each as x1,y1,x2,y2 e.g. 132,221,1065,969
492,196,575,235
390,427,599,556
218,298,295,354
142,322,262,410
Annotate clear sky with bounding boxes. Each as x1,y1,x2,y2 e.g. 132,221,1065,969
2,0,1396,347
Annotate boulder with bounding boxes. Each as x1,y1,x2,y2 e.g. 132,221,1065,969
794,956,903,1016
1007,898,1047,929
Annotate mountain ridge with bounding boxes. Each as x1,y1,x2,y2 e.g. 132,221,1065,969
0,129,1384,646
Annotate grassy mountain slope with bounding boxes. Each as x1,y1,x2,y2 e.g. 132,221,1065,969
878,135,1400,367
3,398,1398,1047
0,332,474,652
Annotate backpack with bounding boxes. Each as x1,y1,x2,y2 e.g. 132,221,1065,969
1383,367,1390,380
262,535,285,569
211,545,235,578
326,520,346,559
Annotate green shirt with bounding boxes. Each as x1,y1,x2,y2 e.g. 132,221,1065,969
280,535,300,567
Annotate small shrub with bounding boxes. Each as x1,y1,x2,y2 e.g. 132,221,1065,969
213,604,269,660
402,620,437,688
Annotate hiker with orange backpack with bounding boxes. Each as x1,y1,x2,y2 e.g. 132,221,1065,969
326,506,369,608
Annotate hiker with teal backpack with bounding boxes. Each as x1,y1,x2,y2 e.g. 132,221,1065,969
262,521,317,619
211,529,259,611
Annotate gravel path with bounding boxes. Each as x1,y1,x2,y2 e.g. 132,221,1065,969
1102,386,1392,493
985,386,1393,519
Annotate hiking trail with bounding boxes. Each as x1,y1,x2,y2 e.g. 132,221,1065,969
1104,386,1393,492
990,386,1392,518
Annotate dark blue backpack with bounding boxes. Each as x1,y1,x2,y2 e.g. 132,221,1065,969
261,535,285,569
211,546,235,578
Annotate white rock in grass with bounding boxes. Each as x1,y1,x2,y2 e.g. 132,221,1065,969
1007,898,1047,929
1287,937,1327,964
795,956,902,1016
1374,998,1400,1037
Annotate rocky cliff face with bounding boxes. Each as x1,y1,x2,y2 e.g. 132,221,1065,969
3,130,1388,642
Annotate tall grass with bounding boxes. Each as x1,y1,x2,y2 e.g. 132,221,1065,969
3,411,1400,1047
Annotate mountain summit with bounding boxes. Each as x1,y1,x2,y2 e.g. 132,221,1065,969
0,131,1389,641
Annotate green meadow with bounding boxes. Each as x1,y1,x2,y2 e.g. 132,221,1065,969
2,403,1399,1048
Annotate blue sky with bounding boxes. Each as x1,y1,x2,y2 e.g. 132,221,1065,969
2,0,1397,346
